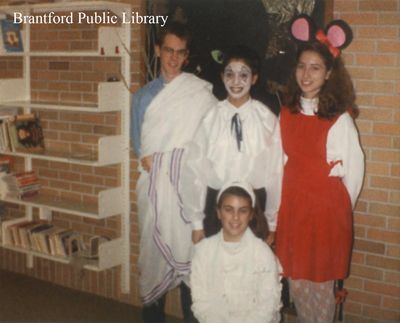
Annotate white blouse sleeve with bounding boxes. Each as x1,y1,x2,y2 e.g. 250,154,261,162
250,117,284,231
181,123,215,230
327,113,365,208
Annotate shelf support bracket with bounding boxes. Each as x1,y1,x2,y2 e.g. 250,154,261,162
39,207,52,221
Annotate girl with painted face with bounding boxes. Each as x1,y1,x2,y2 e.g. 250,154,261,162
275,16,364,323
190,181,282,323
181,45,284,246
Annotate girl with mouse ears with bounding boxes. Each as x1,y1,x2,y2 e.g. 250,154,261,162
275,15,365,323
181,45,284,246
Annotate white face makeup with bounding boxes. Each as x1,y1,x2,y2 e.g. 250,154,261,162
223,61,253,100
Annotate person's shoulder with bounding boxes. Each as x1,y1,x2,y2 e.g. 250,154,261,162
252,99,280,132
201,99,223,121
332,111,358,132
195,233,219,253
134,78,163,98
336,111,355,124
182,72,213,91
251,234,277,261
252,99,278,118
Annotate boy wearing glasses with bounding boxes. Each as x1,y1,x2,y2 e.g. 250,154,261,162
131,22,216,323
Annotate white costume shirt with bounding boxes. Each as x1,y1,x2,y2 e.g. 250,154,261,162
190,228,282,323
182,99,284,231
298,97,365,208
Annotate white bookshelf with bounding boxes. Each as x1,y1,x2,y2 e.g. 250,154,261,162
3,187,123,219
0,135,124,166
0,1,131,293
0,79,126,112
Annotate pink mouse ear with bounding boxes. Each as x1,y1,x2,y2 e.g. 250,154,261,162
290,14,316,42
325,20,353,49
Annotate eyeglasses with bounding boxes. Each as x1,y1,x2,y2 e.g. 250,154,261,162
161,46,188,58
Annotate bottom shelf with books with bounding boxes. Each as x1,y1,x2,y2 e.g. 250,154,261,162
1,216,123,271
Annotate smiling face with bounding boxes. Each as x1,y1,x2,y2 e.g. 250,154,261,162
217,194,253,242
222,60,257,107
295,50,331,99
155,33,188,82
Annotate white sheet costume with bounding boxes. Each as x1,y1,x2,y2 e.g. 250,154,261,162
191,228,282,323
181,99,283,231
136,72,216,304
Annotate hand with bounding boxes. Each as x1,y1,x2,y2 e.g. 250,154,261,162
192,229,205,244
265,231,276,247
141,155,153,172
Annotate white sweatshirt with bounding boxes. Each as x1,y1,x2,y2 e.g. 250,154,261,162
190,228,282,323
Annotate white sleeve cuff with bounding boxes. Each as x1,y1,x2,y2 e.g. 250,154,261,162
192,219,204,230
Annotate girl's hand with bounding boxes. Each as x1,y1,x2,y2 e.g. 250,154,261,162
265,231,275,247
192,229,205,244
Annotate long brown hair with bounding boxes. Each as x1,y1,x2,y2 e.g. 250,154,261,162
217,186,268,240
284,41,358,119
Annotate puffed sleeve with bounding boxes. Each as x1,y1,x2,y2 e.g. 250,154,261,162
190,242,230,323
250,114,284,231
327,112,365,208
180,121,217,230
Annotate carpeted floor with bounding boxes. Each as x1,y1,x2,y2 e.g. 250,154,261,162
0,269,182,323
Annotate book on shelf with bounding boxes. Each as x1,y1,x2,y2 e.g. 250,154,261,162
81,235,111,260
0,213,17,241
27,222,53,252
0,155,12,173
7,114,45,153
0,106,19,152
18,220,44,249
0,19,23,53
48,227,70,256
8,220,32,247
0,170,41,199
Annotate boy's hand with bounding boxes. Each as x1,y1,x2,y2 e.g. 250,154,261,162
192,229,205,244
141,155,153,172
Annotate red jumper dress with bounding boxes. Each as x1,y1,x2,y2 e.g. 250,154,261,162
276,107,353,282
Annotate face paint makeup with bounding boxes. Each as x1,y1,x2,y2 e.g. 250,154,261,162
223,61,253,100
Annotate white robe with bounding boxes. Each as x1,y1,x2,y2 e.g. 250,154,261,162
136,72,216,304
181,99,284,231
191,228,282,323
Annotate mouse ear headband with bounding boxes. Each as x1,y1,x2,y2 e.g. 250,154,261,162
290,14,353,58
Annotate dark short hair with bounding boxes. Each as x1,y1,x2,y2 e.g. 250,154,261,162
217,186,268,240
156,21,192,48
222,45,260,75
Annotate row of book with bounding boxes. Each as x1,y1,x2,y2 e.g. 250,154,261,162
0,110,45,153
4,220,84,257
0,170,40,199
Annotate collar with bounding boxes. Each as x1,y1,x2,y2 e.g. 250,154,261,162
300,96,319,116
222,98,252,119
219,227,252,254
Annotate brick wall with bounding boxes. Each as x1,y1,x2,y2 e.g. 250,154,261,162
0,0,399,322
334,1,400,322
